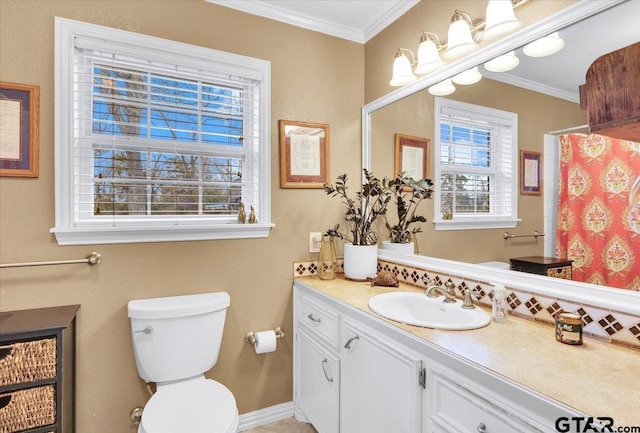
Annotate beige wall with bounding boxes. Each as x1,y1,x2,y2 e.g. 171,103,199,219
0,1,577,432
370,78,587,263
0,1,361,431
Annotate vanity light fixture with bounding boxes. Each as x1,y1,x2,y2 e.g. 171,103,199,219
483,0,522,39
444,10,479,58
428,79,456,96
484,50,520,72
523,32,565,57
389,48,418,86
388,0,529,87
415,32,446,74
452,67,482,85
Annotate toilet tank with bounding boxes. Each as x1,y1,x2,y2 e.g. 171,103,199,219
128,292,230,383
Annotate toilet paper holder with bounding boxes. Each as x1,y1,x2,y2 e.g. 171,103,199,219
245,327,285,345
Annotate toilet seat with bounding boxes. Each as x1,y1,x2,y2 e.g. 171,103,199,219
139,379,238,433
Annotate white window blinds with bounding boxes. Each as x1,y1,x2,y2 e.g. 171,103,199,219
434,97,518,230
53,18,272,245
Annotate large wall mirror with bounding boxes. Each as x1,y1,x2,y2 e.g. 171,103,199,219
363,0,640,313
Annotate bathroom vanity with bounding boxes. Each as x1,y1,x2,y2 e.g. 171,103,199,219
0,305,79,433
293,277,639,433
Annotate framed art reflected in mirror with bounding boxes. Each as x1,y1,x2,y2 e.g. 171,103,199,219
520,150,542,196
394,133,430,180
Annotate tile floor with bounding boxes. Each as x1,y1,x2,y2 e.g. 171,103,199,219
243,417,317,433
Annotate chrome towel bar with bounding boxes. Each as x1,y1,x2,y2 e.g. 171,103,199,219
0,252,102,269
503,231,544,239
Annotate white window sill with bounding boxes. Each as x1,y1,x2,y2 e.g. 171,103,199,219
50,223,275,245
433,218,520,231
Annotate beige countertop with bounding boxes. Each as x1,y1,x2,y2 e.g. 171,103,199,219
296,276,640,427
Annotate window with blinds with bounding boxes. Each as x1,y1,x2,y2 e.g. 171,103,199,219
52,18,272,245
433,97,519,230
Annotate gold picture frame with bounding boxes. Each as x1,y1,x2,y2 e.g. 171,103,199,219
0,81,40,177
279,119,329,189
394,133,430,180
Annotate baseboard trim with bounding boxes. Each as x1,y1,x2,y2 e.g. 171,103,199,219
238,401,294,431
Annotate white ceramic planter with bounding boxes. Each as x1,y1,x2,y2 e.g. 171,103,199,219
343,244,377,281
381,241,414,255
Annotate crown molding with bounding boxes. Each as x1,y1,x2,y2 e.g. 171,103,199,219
205,0,419,44
482,70,580,103
363,1,420,42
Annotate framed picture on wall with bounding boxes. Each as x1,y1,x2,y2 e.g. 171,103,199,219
394,133,430,180
279,120,329,189
0,81,40,177
520,150,542,195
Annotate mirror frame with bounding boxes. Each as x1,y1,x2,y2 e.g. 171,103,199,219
363,0,640,315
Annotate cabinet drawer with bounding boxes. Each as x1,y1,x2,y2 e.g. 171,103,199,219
430,371,535,433
0,338,57,387
297,296,339,349
0,385,56,433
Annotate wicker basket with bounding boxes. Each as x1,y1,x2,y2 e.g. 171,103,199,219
0,385,56,433
0,338,57,387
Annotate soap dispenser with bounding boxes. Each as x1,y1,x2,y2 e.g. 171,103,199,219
492,284,508,322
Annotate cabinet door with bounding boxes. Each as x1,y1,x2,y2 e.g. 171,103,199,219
341,319,422,433
296,330,340,433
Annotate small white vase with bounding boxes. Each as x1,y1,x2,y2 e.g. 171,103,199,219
343,243,378,281
381,240,415,255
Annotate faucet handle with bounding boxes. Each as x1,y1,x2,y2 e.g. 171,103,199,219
445,281,456,294
462,289,476,309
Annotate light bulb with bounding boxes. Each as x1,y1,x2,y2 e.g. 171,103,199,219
484,51,519,72
428,79,456,96
415,36,445,75
484,0,521,40
452,67,482,85
445,11,477,58
523,32,565,57
389,50,417,87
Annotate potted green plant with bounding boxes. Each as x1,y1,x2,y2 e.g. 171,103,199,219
381,173,433,254
324,169,389,280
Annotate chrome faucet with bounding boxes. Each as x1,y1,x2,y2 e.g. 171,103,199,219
425,280,457,303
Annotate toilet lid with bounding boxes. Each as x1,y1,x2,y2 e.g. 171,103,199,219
141,380,238,433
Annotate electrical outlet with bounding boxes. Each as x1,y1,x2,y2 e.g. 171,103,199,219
309,232,322,253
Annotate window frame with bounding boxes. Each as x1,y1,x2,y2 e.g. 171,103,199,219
433,97,520,231
52,17,273,245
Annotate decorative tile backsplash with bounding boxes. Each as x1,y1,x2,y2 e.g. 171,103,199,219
293,258,640,350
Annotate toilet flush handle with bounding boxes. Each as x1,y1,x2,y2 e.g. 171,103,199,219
133,326,153,335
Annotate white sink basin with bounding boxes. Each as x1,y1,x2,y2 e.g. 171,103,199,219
368,291,490,330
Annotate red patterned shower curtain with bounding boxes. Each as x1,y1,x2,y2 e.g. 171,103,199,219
557,133,640,290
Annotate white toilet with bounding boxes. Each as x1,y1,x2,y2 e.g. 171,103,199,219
128,292,239,433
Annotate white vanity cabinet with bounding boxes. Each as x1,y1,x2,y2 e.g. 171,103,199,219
293,280,583,433
341,318,423,433
294,284,424,433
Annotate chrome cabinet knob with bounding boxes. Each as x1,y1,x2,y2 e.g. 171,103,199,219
477,422,487,433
